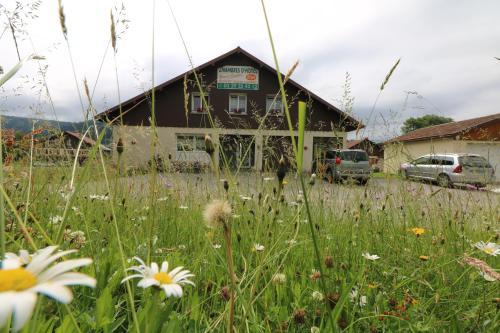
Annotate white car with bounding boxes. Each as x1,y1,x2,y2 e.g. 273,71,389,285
400,153,495,188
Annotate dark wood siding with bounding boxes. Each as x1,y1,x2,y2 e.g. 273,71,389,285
108,51,355,132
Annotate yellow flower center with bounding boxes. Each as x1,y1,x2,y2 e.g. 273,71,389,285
483,247,493,255
154,272,173,285
0,268,37,292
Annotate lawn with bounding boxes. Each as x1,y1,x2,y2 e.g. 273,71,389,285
1,163,499,332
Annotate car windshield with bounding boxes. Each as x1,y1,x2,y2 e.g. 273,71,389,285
459,156,491,168
340,151,368,162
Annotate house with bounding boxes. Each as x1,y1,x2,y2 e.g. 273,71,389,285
384,113,500,180
33,130,110,163
346,138,384,168
96,47,362,172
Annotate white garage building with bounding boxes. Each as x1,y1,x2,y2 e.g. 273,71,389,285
384,113,500,182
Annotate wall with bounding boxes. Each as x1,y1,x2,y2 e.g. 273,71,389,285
113,125,345,172
104,51,356,133
383,138,462,173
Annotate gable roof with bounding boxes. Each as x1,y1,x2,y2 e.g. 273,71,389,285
95,46,362,130
386,113,500,144
346,138,379,149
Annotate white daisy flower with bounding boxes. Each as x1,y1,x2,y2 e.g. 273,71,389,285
312,291,324,302
285,239,297,246
122,257,194,298
474,241,500,256
362,252,380,261
4,250,31,266
49,215,63,225
271,273,286,284
478,270,497,282
253,243,265,252
89,194,109,201
212,244,222,249
0,246,95,331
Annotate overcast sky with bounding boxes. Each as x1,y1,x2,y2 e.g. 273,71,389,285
1,0,499,140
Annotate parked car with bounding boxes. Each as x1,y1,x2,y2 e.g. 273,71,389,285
400,153,495,188
312,149,371,184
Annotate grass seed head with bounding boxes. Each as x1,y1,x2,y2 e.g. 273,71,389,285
116,137,124,155
204,134,215,156
58,0,67,38
277,155,287,185
325,255,334,268
293,308,306,324
110,10,117,51
203,200,231,229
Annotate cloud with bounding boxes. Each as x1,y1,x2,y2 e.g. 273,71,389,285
0,0,498,141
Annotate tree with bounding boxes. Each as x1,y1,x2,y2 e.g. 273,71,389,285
401,114,453,134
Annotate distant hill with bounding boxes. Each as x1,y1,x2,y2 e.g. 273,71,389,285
2,115,87,133
1,115,111,144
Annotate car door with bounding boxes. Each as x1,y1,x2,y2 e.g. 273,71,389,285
427,156,442,181
408,157,430,178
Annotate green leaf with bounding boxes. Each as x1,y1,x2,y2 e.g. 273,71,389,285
96,287,114,333
0,54,44,88
297,101,306,170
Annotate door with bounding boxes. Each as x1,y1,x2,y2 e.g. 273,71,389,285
408,156,430,179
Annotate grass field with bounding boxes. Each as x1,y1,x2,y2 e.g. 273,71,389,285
1,163,499,332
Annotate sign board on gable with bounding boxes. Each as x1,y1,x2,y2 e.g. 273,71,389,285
217,66,259,90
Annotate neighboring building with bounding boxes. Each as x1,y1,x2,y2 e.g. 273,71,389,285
384,113,500,180
346,138,384,168
34,130,110,163
96,47,361,172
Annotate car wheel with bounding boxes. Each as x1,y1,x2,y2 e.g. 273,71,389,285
437,174,451,188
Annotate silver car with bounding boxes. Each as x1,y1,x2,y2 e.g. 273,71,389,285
313,149,372,184
400,153,495,188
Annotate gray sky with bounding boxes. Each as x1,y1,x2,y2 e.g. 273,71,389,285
1,0,499,141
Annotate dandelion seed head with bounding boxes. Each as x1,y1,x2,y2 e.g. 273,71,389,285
203,200,232,228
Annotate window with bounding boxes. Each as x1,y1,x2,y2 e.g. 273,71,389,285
431,156,454,165
176,134,205,152
229,94,247,115
265,95,283,115
340,151,368,162
413,157,430,165
191,92,209,113
459,156,491,168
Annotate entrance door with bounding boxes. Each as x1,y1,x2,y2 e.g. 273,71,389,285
219,135,255,170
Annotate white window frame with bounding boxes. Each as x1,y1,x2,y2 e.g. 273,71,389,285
228,94,247,115
191,92,209,114
265,94,283,115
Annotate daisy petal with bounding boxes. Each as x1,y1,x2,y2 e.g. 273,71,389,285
121,274,145,283
32,283,73,304
12,292,37,331
137,278,159,288
37,258,93,282
28,250,77,275
0,292,14,330
160,261,169,273
51,272,97,287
